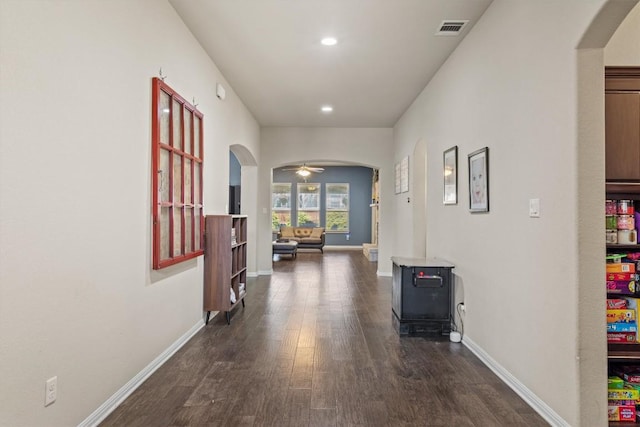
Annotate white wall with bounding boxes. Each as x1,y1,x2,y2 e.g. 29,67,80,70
0,1,259,425
259,127,393,275
393,0,636,425
605,2,640,65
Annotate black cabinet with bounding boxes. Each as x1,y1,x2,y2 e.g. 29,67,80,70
229,185,241,214
391,257,454,336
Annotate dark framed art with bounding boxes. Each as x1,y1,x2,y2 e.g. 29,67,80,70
468,147,489,212
443,146,458,205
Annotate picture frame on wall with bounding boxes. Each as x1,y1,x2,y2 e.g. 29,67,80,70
443,146,457,205
400,156,409,193
468,147,489,212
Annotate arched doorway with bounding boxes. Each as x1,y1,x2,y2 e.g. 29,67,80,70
230,144,258,275
576,1,639,424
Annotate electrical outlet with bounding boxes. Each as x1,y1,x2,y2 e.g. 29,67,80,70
45,376,57,406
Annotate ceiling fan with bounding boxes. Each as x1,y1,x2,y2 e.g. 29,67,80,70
282,164,324,178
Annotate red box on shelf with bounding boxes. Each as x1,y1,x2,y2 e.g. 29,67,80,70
608,405,636,422
608,299,629,309
623,371,640,384
608,272,637,281
611,366,640,383
608,332,637,343
625,373,640,383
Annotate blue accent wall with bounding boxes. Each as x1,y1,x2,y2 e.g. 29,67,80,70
273,166,373,246
229,151,241,186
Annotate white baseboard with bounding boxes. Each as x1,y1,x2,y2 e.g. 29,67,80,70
247,271,258,278
324,245,362,250
377,271,392,277
462,336,569,427
78,319,205,427
258,269,273,276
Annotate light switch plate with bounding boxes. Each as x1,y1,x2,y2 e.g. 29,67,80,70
529,198,540,218
45,376,57,406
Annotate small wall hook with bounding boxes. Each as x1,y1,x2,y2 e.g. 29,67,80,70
159,68,167,81
192,97,198,108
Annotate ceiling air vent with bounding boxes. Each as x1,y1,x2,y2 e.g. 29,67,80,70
435,20,469,36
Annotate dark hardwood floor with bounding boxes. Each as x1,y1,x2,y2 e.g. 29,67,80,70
101,250,549,426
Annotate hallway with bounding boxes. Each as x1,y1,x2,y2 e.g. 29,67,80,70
101,251,548,426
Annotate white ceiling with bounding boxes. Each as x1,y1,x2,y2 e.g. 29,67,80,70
168,0,493,128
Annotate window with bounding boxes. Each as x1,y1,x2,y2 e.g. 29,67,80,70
297,183,320,227
152,77,204,269
272,183,292,231
326,183,349,232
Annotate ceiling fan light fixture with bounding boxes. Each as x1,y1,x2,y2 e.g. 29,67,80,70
321,37,337,46
282,164,324,177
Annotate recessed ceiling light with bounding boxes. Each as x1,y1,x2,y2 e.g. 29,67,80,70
321,105,333,113
321,37,337,46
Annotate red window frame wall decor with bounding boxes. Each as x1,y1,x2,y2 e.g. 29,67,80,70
152,77,204,269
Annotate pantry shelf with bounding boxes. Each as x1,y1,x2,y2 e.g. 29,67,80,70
609,343,640,360
608,244,640,250
605,67,640,424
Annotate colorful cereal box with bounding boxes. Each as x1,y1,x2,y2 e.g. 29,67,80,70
608,299,629,309
607,281,636,295
624,372,640,384
608,387,640,400
608,332,637,343
611,366,640,384
607,322,638,332
609,399,637,406
607,309,636,323
607,263,636,273
609,376,624,389
608,405,636,422
608,272,637,281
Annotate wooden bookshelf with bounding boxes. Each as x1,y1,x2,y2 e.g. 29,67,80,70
203,215,247,324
